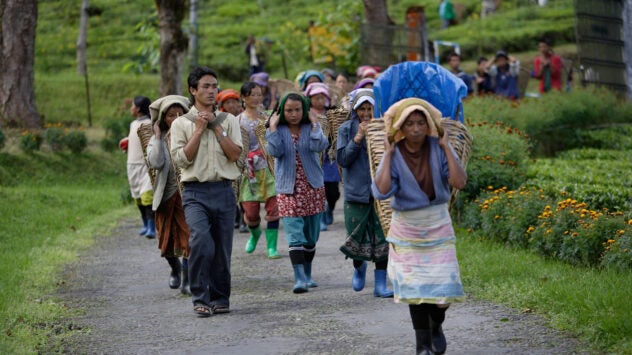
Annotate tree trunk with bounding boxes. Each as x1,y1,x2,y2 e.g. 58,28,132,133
362,0,394,67
188,0,199,70
0,0,41,128
77,0,89,75
154,0,188,96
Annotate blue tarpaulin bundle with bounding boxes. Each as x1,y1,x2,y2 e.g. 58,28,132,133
373,61,467,122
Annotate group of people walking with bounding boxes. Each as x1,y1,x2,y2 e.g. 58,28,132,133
122,62,469,354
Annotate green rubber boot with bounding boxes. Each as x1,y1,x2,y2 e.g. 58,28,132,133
245,226,262,253
265,229,281,259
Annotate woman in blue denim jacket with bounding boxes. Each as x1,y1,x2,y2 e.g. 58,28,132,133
266,92,329,293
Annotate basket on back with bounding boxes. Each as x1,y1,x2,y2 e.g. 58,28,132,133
365,118,472,236
137,123,186,192
137,123,157,186
368,61,472,236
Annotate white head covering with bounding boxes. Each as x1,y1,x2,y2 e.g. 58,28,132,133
349,88,375,111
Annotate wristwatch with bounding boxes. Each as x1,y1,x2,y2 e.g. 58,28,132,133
217,130,227,142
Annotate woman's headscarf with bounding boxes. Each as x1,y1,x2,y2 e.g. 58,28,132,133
217,89,240,111
250,72,269,87
304,82,330,106
383,98,443,143
277,92,310,126
149,95,190,131
298,70,325,90
348,88,375,121
353,78,375,90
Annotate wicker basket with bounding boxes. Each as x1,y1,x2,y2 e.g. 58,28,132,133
137,123,157,186
365,118,473,236
254,122,274,177
269,78,298,98
233,125,251,199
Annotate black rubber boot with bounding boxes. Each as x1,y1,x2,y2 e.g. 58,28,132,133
166,257,181,289
430,306,448,354
180,261,191,295
415,329,434,355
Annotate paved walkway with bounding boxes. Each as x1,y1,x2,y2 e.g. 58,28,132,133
59,208,586,354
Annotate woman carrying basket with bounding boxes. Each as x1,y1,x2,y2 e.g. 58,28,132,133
237,82,280,259
337,88,393,298
147,95,192,295
372,98,467,355
266,92,328,293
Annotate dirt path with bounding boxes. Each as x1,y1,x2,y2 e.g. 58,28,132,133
59,208,587,354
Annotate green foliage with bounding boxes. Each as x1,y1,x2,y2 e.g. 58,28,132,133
434,1,575,60
458,234,632,353
101,116,133,152
527,149,632,211
64,130,88,154
455,114,531,213
0,129,5,150
44,126,67,152
461,187,632,271
19,131,43,153
464,88,632,156
121,11,160,75
0,151,128,353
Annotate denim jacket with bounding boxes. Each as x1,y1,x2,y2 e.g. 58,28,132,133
266,123,328,194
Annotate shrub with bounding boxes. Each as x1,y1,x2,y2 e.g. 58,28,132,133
19,131,43,153
454,116,531,218
101,116,133,152
527,149,632,211
64,130,88,154
0,129,5,150
463,187,632,271
44,126,67,152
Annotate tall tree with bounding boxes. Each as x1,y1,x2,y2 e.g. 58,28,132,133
0,0,41,128
154,0,188,96
361,0,394,67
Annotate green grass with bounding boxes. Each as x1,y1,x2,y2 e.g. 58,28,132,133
0,151,131,354
458,230,632,353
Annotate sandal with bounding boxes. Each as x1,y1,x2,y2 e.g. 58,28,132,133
211,304,230,314
194,305,212,317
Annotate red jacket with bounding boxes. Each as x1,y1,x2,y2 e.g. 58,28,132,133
534,55,563,93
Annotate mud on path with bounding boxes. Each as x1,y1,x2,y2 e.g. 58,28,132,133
58,208,587,354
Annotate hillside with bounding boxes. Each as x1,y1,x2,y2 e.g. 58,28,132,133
34,0,575,125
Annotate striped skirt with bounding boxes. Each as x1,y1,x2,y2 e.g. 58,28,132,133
387,203,465,305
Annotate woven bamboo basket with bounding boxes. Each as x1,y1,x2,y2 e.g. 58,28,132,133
365,118,473,236
254,122,274,177
137,123,157,186
269,78,299,97
233,125,251,199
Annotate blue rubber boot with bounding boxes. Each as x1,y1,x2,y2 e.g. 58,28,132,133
145,218,156,239
352,261,367,292
138,205,148,235
291,264,309,294
373,269,394,298
304,262,318,288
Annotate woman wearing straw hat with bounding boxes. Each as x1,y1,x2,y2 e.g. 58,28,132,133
266,92,328,293
373,98,467,355
337,88,393,298
147,95,192,295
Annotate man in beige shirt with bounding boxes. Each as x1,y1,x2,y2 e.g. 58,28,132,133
170,66,242,317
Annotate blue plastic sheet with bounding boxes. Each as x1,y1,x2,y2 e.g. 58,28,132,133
373,61,467,122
